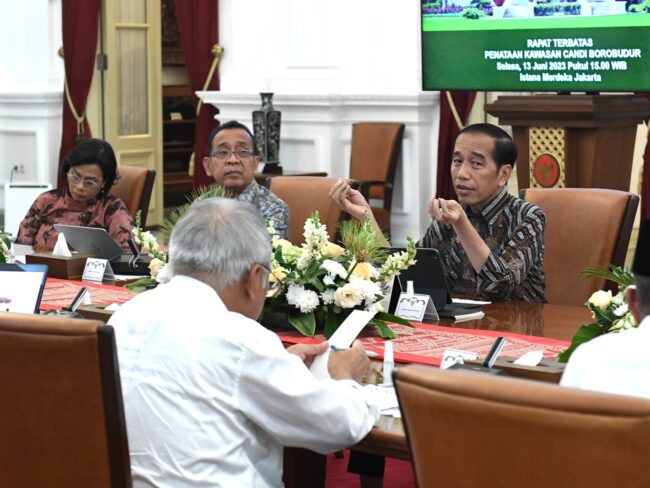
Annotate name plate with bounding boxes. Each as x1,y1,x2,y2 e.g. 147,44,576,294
394,292,439,322
82,258,115,282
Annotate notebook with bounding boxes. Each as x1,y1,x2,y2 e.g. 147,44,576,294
53,224,123,261
385,247,482,319
0,263,48,314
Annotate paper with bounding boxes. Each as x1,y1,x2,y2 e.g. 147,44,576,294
452,298,491,306
309,309,376,380
395,292,438,322
453,311,485,323
104,303,121,312
362,384,399,412
52,232,72,257
513,350,544,366
82,258,115,282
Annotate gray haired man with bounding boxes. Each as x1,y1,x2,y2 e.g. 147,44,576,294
109,198,378,487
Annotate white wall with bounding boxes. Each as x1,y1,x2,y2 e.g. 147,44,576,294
0,0,64,224
205,0,437,244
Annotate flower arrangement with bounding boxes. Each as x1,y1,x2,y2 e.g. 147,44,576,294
558,265,635,363
0,230,13,264
262,212,417,339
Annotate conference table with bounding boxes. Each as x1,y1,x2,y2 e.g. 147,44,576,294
282,301,592,487
39,279,592,486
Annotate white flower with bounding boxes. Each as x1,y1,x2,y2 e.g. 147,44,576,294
322,260,347,279
296,249,315,270
367,301,384,313
378,245,417,282
613,302,628,317
349,276,382,306
286,284,319,313
587,290,612,311
612,291,625,306
321,289,336,305
334,282,364,309
155,263,171,284
610,313,636,332
303,217,329,250
148,258,166,279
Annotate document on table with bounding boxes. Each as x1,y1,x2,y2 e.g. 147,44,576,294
309,310,376,380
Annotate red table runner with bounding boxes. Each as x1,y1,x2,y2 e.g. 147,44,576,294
40,278,136,311
276,322,569,367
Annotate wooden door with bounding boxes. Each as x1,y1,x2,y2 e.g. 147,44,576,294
103,0,163,226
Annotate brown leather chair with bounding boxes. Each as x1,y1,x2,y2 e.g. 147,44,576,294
112,165,156,227
0,312,132,488
266,176,353,245
394,364,650,488
348,122,405,239
521,187,639,306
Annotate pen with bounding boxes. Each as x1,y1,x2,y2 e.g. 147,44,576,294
483,337,506,368
330,345,378,357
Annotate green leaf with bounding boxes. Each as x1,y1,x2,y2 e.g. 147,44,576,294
557,323,604,363
375,311,412,327
371,319,396,340
288,312,316,336
582,265,634,289
324,313,340,339
123,277,158,293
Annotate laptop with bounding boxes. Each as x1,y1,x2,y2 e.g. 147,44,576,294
385,247,482,318
53,224,123,261
0,263,48,314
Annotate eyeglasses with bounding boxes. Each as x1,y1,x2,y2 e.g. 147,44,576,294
210,149,255,161
67,169,102,190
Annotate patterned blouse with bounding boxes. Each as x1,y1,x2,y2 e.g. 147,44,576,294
418,188,546,303
15,189,135,252
236,180,289,239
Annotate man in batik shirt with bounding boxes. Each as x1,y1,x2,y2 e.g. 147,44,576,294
331,123,546,303
202,120,289,238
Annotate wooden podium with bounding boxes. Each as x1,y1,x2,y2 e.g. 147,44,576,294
485,94,650,191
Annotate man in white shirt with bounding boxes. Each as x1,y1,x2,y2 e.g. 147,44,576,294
561,218,650,399
108,197,379,487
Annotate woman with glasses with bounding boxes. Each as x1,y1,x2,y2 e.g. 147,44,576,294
16,138,134,252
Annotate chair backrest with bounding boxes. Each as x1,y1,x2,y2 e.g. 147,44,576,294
266,176,349,245
349,122,404,205
521,187,638,306
394,365,650,488
111,166,156,227
0,312,132,488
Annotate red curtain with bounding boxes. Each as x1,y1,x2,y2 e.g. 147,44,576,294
641,94,650,220
57,0,101,188
436,91,477,200
173,0,220,188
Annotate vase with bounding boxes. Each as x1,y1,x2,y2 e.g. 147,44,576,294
252,92,282,174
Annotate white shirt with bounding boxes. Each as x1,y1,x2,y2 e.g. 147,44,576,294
109,275,379,488
560,315,650,399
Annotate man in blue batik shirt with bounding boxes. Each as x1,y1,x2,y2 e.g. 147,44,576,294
203,120,289,238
